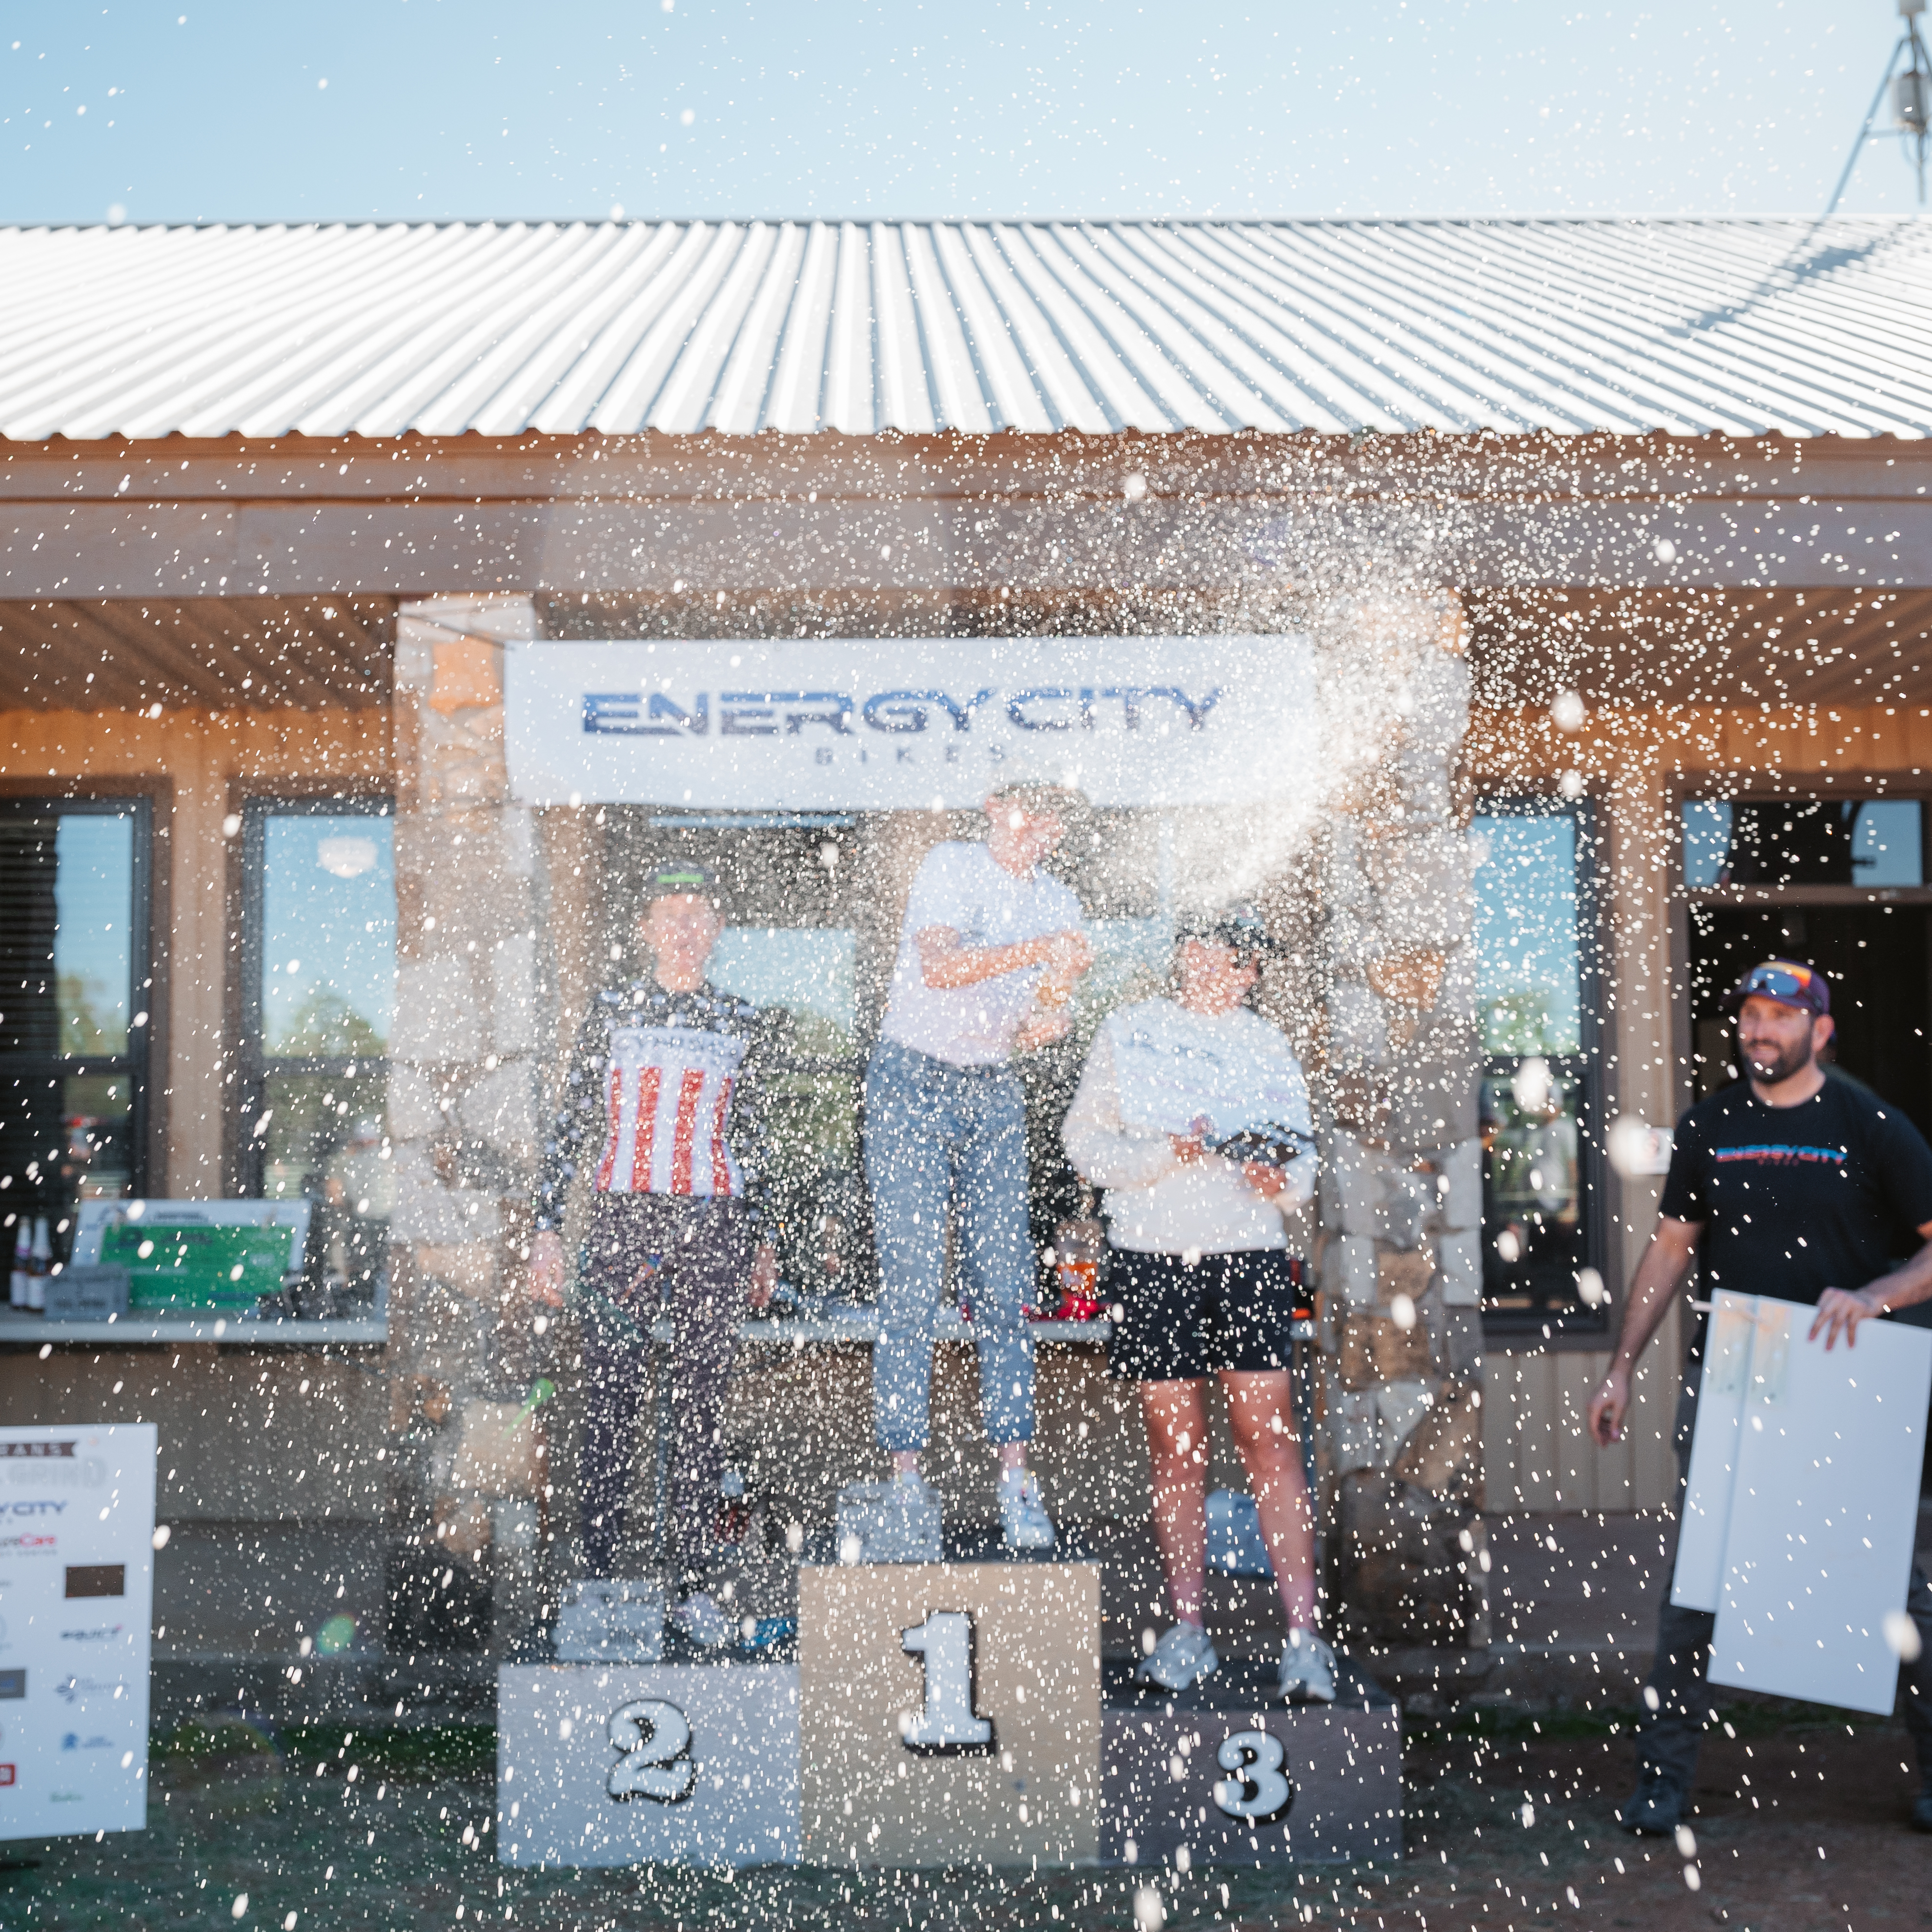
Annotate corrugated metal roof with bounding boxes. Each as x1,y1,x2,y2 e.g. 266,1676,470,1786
0,216,1927,443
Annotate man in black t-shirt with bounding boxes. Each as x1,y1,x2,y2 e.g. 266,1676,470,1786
1586,958,1932,1836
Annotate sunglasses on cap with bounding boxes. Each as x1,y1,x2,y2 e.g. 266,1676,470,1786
1728,960,1829,1015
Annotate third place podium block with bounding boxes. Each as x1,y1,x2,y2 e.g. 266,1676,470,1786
1100,1658,1401,1867
799,1562,1101,1868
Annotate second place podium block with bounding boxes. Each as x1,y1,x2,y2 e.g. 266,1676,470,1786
498,1661,800,1868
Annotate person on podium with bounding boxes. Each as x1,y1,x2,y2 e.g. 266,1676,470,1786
528,862,777,1649
1586,957,1932,1835
862,768,1094,1554
1063,905,1336,1703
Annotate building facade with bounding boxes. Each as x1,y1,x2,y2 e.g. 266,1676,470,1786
2,216,1929,1701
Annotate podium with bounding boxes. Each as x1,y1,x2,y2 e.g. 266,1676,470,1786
499,1559,1402,1870
798,1561,1101,1867
1099,1659,1401,1866
498,1662,799,1868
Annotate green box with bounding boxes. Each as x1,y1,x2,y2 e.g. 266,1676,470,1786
96,1217,304,1311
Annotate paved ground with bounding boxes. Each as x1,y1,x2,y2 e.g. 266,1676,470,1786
0,1697,1923,1932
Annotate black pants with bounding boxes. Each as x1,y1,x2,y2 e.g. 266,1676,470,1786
1637,1365,1932,1788
577,1196,753,1591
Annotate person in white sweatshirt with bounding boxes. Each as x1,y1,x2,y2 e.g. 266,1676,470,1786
1062,905,1336,1703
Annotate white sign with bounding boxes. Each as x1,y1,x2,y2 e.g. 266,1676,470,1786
504,636,1317,809
1672,1295,1932,1714
0,1424,156,1840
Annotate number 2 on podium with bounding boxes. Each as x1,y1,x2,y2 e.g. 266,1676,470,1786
900,1611,994,1753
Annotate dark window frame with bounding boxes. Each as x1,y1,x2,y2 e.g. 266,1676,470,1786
1474,793,1611,1348
234,793,395,1201
0,793,156,1233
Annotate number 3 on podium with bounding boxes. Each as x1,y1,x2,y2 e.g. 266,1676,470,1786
900,1611,994,1753
1213,1729,1294,1823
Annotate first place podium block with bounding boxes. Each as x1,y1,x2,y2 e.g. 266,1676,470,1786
497,1663,799,1869
798,1562,1101,1868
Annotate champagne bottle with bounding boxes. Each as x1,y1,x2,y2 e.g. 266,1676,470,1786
27,1217,51,1314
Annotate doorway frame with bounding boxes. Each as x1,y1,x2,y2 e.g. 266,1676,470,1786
1666,777,1932,1124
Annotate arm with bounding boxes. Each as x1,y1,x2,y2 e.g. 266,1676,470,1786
527,999,612,1308
915,925,1093,992
1061,1026,1178,1190
1810,1218,1932,1349
731,1007,781,1310
1586,1215,1703,1447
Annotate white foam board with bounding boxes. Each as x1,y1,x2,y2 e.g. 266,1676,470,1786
1709,1299,1931,1715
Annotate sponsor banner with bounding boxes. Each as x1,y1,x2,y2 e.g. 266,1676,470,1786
505,636,1316,809
0,1425,154,1841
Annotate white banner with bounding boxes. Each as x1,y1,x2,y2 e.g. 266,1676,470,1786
0,1423,156,1840
504,636,1315,809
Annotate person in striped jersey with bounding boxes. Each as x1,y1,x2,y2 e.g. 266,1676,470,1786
529,862,776,1648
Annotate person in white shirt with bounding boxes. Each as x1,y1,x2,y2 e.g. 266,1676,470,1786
865,772,1094,1550
1063,906,1337,1703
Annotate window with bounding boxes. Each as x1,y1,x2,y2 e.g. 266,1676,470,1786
1682,797,1926,890
1471,799,1606,1335
239,800,395,1319
0,800,152,1262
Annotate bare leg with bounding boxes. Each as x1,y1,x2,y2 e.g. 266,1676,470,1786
1140,1379,1210,1628
995,1441,1026,1476
1223,1368,1318,1629
891,1450,920,1477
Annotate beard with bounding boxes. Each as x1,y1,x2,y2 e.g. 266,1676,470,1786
1739,1035,1813,1085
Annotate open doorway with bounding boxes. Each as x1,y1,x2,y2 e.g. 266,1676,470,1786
1688,902,1932,1135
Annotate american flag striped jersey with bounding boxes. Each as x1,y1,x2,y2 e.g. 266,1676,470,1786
534,982,773,1234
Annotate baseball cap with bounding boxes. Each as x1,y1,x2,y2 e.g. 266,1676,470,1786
1176,902,1283,960
984,756,1087,812
643,860,719,903
1724,957,1830,1017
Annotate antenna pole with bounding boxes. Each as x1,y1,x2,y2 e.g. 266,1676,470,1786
1825,37,1906,216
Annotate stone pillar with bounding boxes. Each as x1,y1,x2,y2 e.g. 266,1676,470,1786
1303,595,1488,1671
385,594,549,1659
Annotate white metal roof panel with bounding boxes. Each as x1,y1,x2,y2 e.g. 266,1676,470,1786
0,216,1926,442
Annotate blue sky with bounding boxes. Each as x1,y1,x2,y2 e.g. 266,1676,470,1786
2,1,1925,225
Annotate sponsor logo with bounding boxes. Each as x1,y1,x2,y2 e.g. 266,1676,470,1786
0,1671,23,1699
583,685,1224,742
60,1733,115,1751
64,1565,125,1600
59,1625,124,1644
0,1764,14,1787
55,1675,126,1704
0,1443,75,1459
4,1502,68,1517
0,1534,58,1552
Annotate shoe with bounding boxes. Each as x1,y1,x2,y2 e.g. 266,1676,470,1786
1278,1627,1338,1704
1135,1622,1220,1692
835,1472,943,1564
669,1591,732,1649
1617,1769,1688,1835
998,1468,1057,1550
1913,1781,1932,1833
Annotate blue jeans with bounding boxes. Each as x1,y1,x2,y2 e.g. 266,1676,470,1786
863,1037,1037,1454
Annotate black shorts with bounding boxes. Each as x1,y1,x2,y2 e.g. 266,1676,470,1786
1105,1247,1298,1383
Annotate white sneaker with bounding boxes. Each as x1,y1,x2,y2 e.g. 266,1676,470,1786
1278,1627,1338,1704
836,1472,943,1564
998,1468,1057,1550
670,1590,732,1649
1135,1621,1219,1692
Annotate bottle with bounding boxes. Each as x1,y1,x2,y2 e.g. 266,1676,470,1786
1049,1193,1106,1322
26,1218,52,1314
9,1221,27,1309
